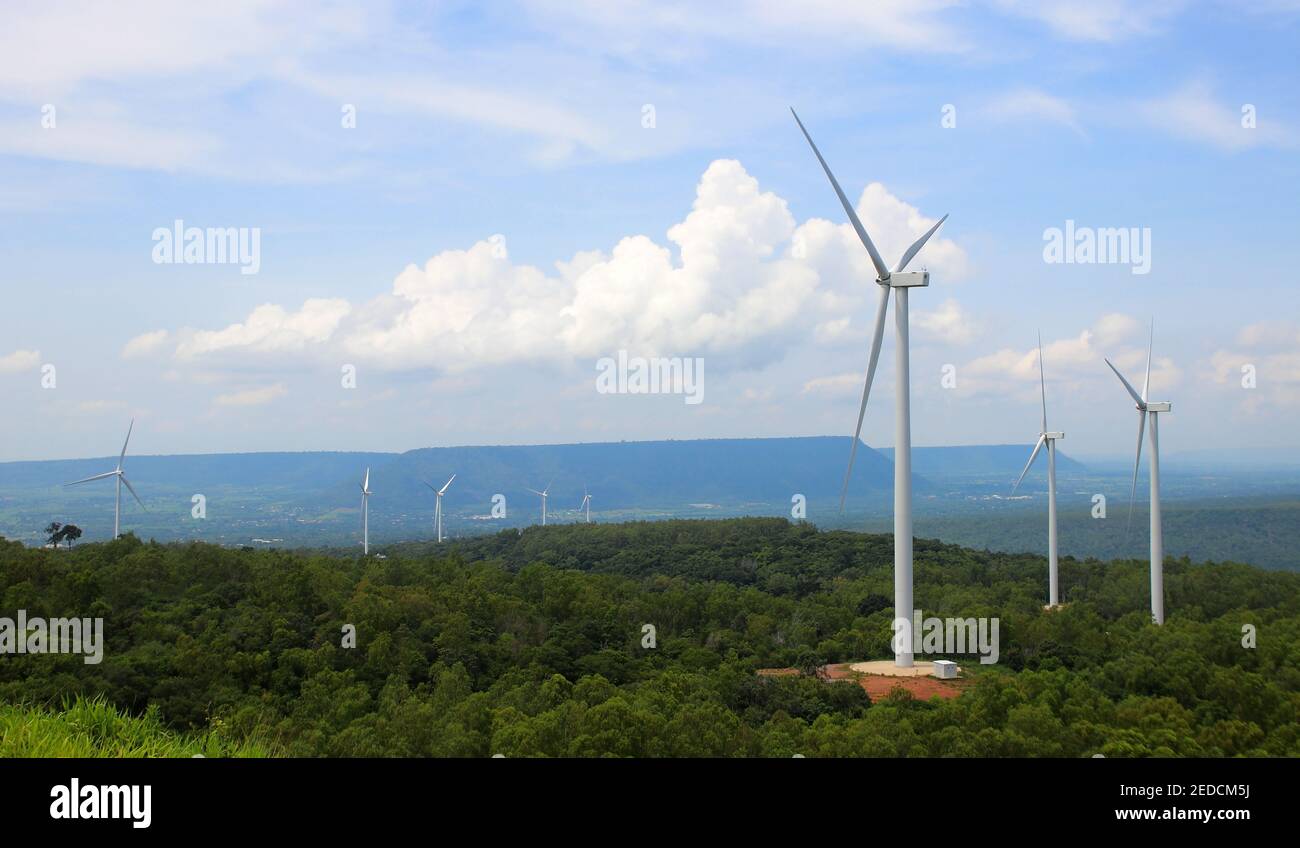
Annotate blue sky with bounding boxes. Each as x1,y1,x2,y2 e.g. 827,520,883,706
1,0,1298,462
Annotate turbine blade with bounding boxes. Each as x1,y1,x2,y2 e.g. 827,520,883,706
893,214,948,273
120,475,146,510
1105,358,1146,408
1038,331,1048,432
118,418,134,469
527,488,543,496
1012,435,1046,493
363,467,370,490
839,284,891,511
439,474,456,495
790,108,890,280
1142,321,1153,403
65,470,116,486
1127,410,1147,532
423,480,437,491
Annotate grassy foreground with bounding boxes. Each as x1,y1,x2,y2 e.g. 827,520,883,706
0,696,278,757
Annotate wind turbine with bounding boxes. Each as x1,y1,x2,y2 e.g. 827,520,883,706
65,419,145,538
360,468,373,555
793,109,949,668
1012,333,1065,607
527,481,552,526
578,485,592,523
1105,323,1171,625
425,474,455,543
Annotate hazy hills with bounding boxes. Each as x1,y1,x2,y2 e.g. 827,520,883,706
0,435,1081,544
10,436,1299,572
879,444,1087,476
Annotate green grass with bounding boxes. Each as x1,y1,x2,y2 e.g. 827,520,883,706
0,696,280,758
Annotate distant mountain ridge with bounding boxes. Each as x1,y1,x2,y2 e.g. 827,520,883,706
0,438,1091,506
0,437,1092,546
879,444,1087,475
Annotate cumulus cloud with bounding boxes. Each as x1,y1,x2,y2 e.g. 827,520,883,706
1207,320,1300,411
174,160,964,376
213,384,287,408
960,314,1155,398
0,349,40,373
915,298,977,344
177,299,351,360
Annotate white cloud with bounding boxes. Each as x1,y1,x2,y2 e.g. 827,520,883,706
802,372,863,397
1207,320,1300,411
521,0,969,54
0,349,40,373
0,1,366,91
915,298,977,344
1093,313,1140,348
1139,81,1297,151
960,314,1158,400
984,89,1083,134
994,0,1185,42
177,299,351,359
1236,320,1300,349
177,160,964,377
213,384,287,408
121,330,170,359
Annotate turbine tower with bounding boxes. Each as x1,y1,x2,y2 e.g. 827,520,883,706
579,485,592,523
793,109,949,668
1012,333,1065,607
527,482,552,526
65,419,145,538
360,468,373,555
1105,323,1171,625
426,474,455,543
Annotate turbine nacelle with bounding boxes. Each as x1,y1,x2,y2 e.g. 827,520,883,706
882,270,929,288
1042,431,1065,440
1145,402,1171,413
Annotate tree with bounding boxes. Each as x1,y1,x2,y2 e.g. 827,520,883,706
61,525,82,548
44,522,63,548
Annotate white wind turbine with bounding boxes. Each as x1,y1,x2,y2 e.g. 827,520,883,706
425,474,455,543
1105,323,1171,625
527,481,552,526
360,468,373,555
1012,333,1065,608
65,419,146,539
793,109,949,668
578,485,592,523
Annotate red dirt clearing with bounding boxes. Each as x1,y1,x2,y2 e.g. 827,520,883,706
822,663,966,701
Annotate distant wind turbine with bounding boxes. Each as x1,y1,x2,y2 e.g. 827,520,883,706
1012,333,1065,607
425,474,455,543
793,108,949,668
579,485,592,523
65,419,145,538
527,481,552,526
1105,322,1171,625
360,468,373,555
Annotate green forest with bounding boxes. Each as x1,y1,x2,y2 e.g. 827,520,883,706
1,518,1297,757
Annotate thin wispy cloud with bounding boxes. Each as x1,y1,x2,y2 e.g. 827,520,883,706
1138,80,1297,151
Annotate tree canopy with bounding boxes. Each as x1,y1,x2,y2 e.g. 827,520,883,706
1,518,1296,757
